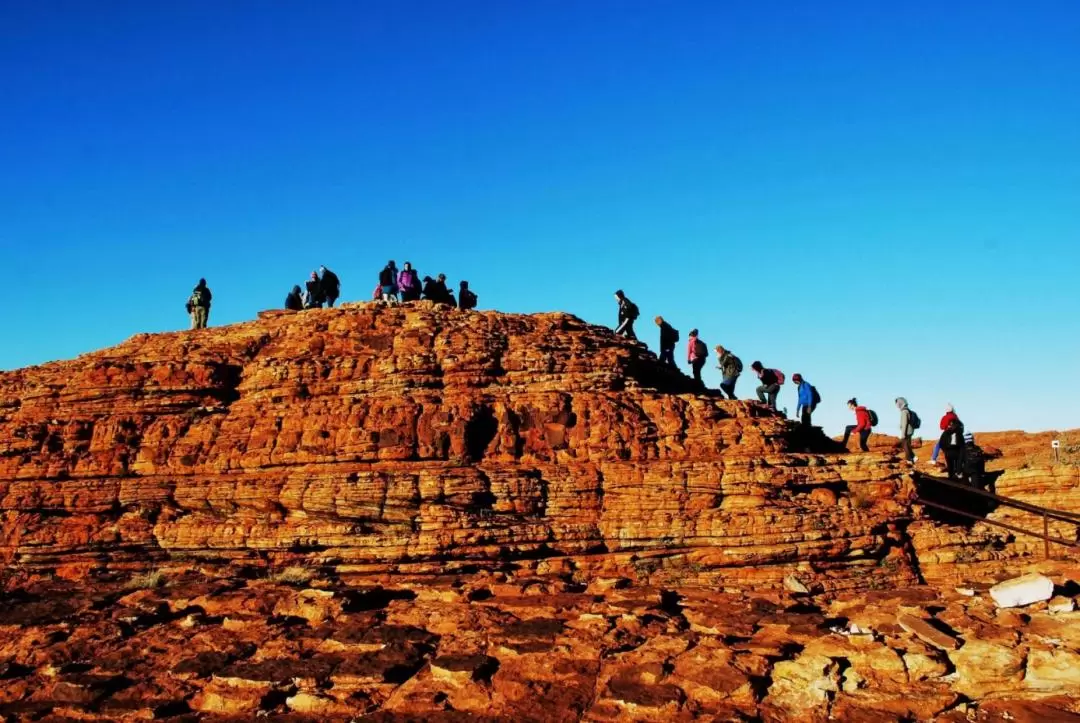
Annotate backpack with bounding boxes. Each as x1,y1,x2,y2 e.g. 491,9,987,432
909,410,921,430
461,289,478,308
189,287,206,308
732,355,743,374
867,409,879,427
773,369,785,386
625,301,640,320
672,328,680,342
810,385,822,409
693,339,708,359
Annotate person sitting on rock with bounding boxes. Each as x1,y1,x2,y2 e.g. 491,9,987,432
285,285,304,311
421,275,439,301
687,330,708,387
433,274,452,305
459,281,478,310
186,278,212,329
655,316,679,366
305,271,324,308
398,262,421,302
842,398,873,452
378,262,398,304
319,266,341,308
714,345,743,400
792,373,818,426
614,290,639,340
750,361,783,410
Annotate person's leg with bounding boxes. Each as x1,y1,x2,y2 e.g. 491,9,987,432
625,321,637,340
931,441,940,463
327,295,337,308
842,425,855,446
720,378,735,399
190,311,198,330
901,436,913,462
801,408,812,426
693,360,705,386
768,384,779,410
197,307,209,329
859,429,871,452
614,320,628,336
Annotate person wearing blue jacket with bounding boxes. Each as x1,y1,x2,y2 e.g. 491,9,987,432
792,373,817,426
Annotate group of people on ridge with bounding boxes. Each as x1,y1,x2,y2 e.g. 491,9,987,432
373,261,478,310
614,289,984,482
285,266,341,311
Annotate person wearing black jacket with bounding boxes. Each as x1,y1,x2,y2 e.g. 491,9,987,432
305,271,324,308
750,361,781,410
378,263,398,304
654,316,679,366
614,290,639,339
285,285,304,311
186,278,212,329
319,266,341,307
459,281,478,310
421,276,438,301
941,416,966,479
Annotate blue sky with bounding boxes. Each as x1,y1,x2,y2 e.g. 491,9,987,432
1,0,1077,436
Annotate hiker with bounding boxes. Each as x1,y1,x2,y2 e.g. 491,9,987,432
715,345,743,400
186,278,212,329
750,361,784,410
614,290,639,340
929,404,961,467
285,285,304,311
687,329,708,387
421,275,439,301
378,262,398,303
319,266,341,308
842,398,875,452
305,271,324,308
896,397,919,463
961,434,986,488
459,281,478,310
432,274,452,305
655,316,679,366
398,262,421,302
941,414,966,479
792,374,819,426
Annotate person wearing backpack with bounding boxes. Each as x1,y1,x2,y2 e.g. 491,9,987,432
842,398,874,452
305,271,324,308
750,361,783,410
614,290,639,340
319,266,341,308
378,262,398,304
792,373,818,426
285,285,304,311
686,329,708,387
186,278,212,329
398,262,421,302
459,281,478,310
714,345,743,400
655,316,679,367
895,397,919,463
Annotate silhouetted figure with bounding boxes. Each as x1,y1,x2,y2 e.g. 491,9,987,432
792,373,819,426
398,262,421,302
305,271,324,308
459,281,478,310
941,415,966,479
378,262,398,304
285,285,304,311
687,329,708,387
715,345,743,400
655,316,678,366
187,278,212,329
751,361,783,410
614,290,639,339
421,275,438,301
320,266,341,307
842,398,874,452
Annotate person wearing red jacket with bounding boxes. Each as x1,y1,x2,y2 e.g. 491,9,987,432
929,404,960,466
841,398,873,452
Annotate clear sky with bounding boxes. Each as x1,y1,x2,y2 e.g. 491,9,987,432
1,1,1078,437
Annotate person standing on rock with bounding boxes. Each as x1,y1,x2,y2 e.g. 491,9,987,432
792,373,819,426
319,266,341,308
435,274,452,305
378,262,398,304
929,404,960,467
613,290,639,340
687,330,708,387
654,316,679,366
750,361,783,410
842,398,874,452
305,271,324,308
398,262,421,302
285,285,304,311
714,345,743,400
896,397,919,463
186,278,212,329
459,281,478,310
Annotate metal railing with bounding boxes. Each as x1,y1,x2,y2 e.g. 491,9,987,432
915,473,1080,559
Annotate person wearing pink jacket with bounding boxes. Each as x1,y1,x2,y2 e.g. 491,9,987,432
687,329,708,388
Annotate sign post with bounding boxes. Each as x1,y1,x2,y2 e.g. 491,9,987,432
1052,440,1060,464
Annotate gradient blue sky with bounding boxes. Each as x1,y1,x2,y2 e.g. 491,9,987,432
1,1,1077,436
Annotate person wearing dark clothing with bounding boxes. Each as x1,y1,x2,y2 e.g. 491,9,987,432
842,398,873,452
285,285,304,311
687,329,708,387
421,276,439,301
459,281,478,310
378,263,398,303
750,361,781,410
186,278,212,329
941,416,966,479
398,262,421,302
929,404,960,467
714,345,742,400
305,271,324,309
792,373,816,426
434,274,452,305
654,316,679,366
614,290,639,340
319,266,341,307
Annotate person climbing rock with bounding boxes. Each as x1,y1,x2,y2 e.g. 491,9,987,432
929,404,960,467
895,397,919,463
319,266,341,308
378,262,398,304
186,278,212,329
285,285,304,311
655,316,679,366
687,329,708,387
750,361,783,410
714,345,743,400
792,373,819,426
305,271,324,308
459,281,478,310
941,413,966,479
398,262,421,302
614,290,639,340
842,398,874,452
